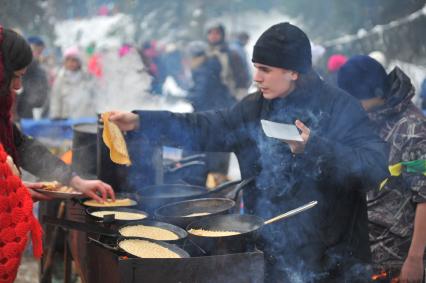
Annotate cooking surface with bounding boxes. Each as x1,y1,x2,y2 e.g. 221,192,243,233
87,240,264,283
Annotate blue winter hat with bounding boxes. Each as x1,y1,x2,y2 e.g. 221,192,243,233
337,55,390,100
27,36,45,46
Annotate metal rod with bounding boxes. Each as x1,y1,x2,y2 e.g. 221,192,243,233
264,201,318,225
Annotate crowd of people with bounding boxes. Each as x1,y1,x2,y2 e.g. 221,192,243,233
0,15,425,283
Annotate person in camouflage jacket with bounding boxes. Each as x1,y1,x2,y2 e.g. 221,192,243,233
338,55,426,282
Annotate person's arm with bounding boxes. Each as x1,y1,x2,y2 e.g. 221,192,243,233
14,124,74,183
400,202,426,283
110,98,249,154
13,124,115,202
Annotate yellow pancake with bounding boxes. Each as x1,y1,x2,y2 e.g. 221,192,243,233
102,112,131,165
83,198,136,207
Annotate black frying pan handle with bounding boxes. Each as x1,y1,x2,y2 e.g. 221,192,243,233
185,238,207,255
213,179,241,193
43,215,117,236
166,161,206,173
232,177,255,201
88,237,119,251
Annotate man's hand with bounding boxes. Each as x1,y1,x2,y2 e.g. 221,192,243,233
400,202,426,282
23,182,54,202
399,255,424,283
70,175,115,203
108,111,140,131
282,120,310,154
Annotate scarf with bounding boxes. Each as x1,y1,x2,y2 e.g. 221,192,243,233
0,144,43,283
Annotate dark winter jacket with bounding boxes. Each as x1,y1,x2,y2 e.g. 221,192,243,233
187,56,236,111
16,60,49,119
367,67,426,269
128,72,389,281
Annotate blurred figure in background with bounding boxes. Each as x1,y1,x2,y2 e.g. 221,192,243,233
230,31,252,93
139,40,166,95
49,46,97,119
186,40,236,111
338,55,426,283
87,42,103,79
206,23,251,101
15,36,49,119
186,40,237,182
162,42,190,91
325,53,347,85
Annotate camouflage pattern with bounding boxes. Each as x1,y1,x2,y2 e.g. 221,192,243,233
367,67,426,268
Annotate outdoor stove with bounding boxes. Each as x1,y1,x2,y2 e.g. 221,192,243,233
63,200,264,283
87,238,264,283
59,118,265,283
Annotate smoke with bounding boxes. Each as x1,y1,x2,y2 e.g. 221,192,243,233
251,98,330,281
96,48,153,113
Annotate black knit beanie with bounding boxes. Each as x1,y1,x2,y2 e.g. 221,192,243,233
252,22,312,73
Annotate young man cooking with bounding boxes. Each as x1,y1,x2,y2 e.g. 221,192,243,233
108,23,389,282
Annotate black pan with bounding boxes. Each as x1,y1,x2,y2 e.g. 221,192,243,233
90,237,190,259
186,201,318,255
118,220,188,245
43,216,187,245
85,207,149,225
137,184,208,213
137,179,251,214
154,198,236,228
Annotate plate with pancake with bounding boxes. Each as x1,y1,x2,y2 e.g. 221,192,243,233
34,181,83,199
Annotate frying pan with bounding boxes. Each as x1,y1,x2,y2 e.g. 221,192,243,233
85,207,149,225
136,180,244,213
118,220,188,244
89,237,190,259
154,198,236,228
137,184,208,213
43,216,187,245
186,200,318,255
